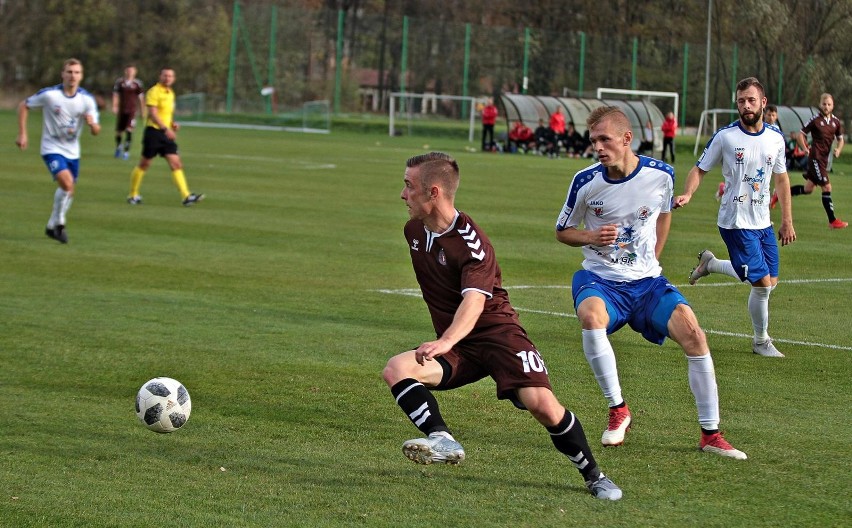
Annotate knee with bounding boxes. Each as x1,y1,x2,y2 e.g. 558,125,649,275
382,354,410,387
671,305,708,355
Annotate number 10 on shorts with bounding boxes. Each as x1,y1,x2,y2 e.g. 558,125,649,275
517,350,548,374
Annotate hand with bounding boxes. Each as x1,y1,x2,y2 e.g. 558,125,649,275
778,223,796,246
672,195,691,209
834,147,841,159
593,224,619,246
414,339,452,365
15,134,27,150
172,122,180,132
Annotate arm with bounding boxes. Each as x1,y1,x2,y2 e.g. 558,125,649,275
138,93,147,120
672,165,707,208
147,105,175,139
86,114,101,136
796,131,810,155
414,290,486,365
15,100,29,150
834,135,844,158
556,224,618,248
655,211,672,259
112,92,119,114
773,171,796,246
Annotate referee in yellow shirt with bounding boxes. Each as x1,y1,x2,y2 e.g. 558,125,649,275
127,68,203,206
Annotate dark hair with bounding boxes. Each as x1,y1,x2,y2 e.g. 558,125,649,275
736,77,765,98
766,104,777,112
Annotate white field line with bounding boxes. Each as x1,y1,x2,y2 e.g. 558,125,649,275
375,278,852,351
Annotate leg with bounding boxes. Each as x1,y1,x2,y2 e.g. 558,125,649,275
383,351,464,465
575,296,631,446
663,301,747,460
46,169,75,243
128,156,152,202
516,386,621,500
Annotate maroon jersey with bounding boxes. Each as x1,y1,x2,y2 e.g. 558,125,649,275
801,113,844,162
405,211,520,339
113,77,144,114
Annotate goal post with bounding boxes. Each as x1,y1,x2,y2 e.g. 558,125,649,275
693,109,739,155
596,88,679,127
389,92,479,142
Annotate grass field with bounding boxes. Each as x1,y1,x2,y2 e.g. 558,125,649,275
1,110,849,527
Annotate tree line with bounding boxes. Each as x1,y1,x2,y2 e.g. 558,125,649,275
1,0,850,123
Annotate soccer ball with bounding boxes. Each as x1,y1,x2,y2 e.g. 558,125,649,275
135,377,192,433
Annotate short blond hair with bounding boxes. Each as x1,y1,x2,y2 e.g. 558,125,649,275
587,106,630,133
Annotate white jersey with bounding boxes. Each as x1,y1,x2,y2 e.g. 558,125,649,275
556,156,674,281
696,121,786,230
25,84,99,159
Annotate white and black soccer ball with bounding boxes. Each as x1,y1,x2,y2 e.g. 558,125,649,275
135,377,192,433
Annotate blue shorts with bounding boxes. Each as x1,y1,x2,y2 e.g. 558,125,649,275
718,226,778,283
571,270,688,345
42,154,79,181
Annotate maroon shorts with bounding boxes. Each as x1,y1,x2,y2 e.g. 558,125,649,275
804,157,830,186
434,324,552,404
116,112,136,132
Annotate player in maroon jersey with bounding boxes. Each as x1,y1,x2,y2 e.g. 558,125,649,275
381,152,622,500
775,93,847,228
112,64,145,160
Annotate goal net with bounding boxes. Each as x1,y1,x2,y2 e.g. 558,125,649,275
175,95,331,134
693,109,740,155
389,92,479,142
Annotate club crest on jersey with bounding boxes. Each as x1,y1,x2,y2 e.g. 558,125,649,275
735,147,745,165
436,248,447,266
636,206,651,221
593,207,604,217
410,239,419,251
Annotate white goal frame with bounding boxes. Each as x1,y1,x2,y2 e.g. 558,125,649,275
389,92,478,142
693,109,740,155
596,87,679,127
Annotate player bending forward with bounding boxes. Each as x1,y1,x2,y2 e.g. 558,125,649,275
383,152,622,500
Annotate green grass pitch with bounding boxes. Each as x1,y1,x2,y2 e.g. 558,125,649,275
1,110,849,526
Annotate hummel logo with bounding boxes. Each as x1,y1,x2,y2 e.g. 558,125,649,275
458,222,485,260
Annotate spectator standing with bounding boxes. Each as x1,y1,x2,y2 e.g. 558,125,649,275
676,77,796,358
480,98,498,151
385,151,623,500
127,68,204,206
549,107,567,154
16,58,101,244
112,64,145,160
661,111,677,162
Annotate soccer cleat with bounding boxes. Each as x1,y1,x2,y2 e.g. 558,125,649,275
586,474,623,501
402,433,465,465
127,195,143,205
700,432,747,460
114,147,122,158
829,219,848,229
770,190,779,209
753,339,784,358
182,193,205,206
122,151,130,161
601,405,631,446
45,225,68,244
688,249,715,285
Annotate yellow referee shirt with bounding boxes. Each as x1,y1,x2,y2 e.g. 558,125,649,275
145,83,174,130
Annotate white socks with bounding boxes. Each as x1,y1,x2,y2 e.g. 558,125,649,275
582,328,622,407
48,188,73,228
748,286,772,343
686,354,720,430
707,256,739,279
